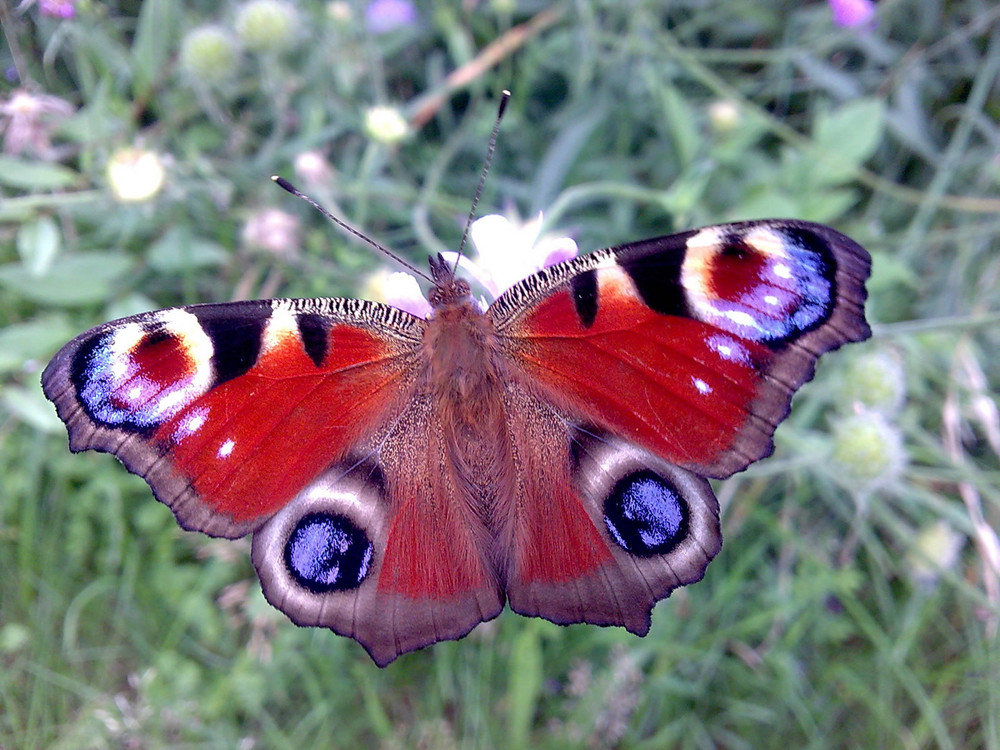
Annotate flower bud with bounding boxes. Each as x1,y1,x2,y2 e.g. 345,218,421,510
293,151,335,186
242,208,301,258
235,0,298,53
40,0,76,19
365,0,417,34
179,26,239,84
905,521,964,589
326,2,352,24
840,351,907,415
364,105,409,145
707,100,741,134
829,0,876,28
829,411,907,491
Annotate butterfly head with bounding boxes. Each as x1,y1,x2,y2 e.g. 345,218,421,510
427,253,472,309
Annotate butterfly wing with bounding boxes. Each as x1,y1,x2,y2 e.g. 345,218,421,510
41,298,503,666
489,220,871,632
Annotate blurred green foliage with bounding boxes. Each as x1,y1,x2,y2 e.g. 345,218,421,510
1,1,999,748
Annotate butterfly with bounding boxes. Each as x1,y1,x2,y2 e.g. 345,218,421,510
41,216,871,666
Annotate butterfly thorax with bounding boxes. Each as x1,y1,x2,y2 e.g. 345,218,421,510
420,296,512,513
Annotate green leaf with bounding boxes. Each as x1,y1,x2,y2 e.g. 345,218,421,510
532,108,606,210
0,157,80,190
798,187,861,223
0,316,77,373
733,189,801,220
2,384,64,433
658,161,713,218
810,98,886,186
16,216,61,275
147,226,229,273
131,0,177,99
0,253,134,306
657,84,701,167
105,293,159,321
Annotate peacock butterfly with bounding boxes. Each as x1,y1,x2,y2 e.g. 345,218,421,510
41,193,871,666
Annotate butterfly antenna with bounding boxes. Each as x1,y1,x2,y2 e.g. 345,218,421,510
452,89,511,273
271,176,433,282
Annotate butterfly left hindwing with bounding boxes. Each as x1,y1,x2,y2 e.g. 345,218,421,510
42,218,871,666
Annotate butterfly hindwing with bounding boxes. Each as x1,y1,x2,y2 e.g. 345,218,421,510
250,399,505,667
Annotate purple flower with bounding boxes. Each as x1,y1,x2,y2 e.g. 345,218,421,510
39,0,76,19
365,0,417,34
829,0,876,28
0,89,75,158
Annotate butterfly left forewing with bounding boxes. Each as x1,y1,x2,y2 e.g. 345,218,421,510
42,298,422,537
491,219,871,632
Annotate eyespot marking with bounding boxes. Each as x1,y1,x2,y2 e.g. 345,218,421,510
603,469,689,556
284,512,374,593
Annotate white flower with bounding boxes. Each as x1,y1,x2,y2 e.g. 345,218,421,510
364,105,409,145
370,212,577,318
442,212,578,298
107,147,166,202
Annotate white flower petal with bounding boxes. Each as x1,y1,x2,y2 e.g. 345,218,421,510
445,212,579,300
535,235,579,268
469,215,539,295
469,215,517,265
518,213,545,251
383,272,433,318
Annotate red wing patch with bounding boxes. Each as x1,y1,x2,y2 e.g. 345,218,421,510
502,282,773,476
494,221,871,479
42,301,422,536
157,321,415,523
498,386,614,586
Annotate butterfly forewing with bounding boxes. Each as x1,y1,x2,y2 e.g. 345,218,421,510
491,219,872,477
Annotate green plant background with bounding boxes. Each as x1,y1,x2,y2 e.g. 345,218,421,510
1,1,998,748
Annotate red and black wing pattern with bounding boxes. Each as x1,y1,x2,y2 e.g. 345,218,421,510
489,220,871,633
42,298,421,537
41,296,508,666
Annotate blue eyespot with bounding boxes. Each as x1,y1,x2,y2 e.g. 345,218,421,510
603,470,688,556
284,512,373,592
